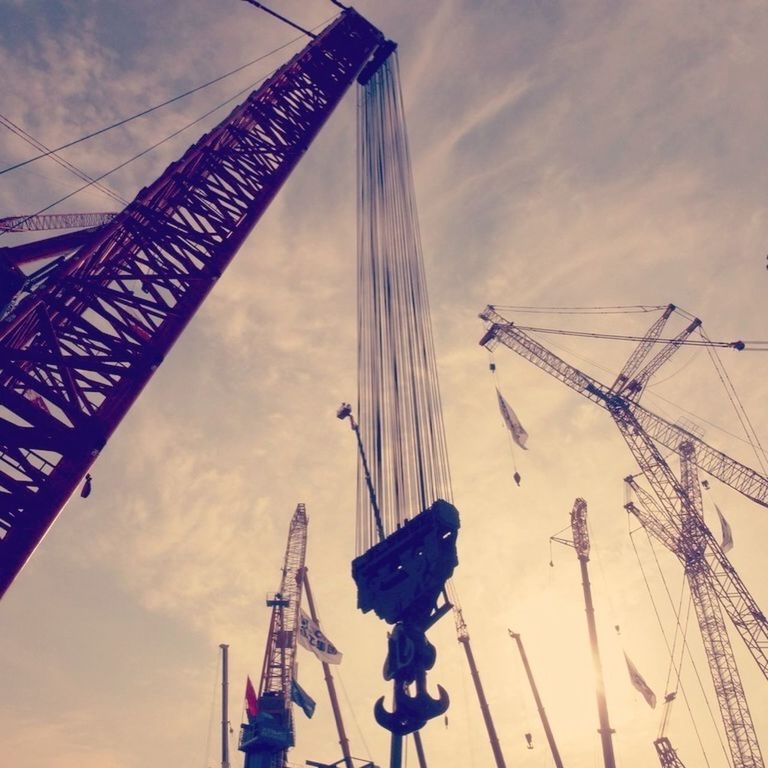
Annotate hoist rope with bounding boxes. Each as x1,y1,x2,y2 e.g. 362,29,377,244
355,51,452,554
0,113,128,206
488,357,519,475
0,74,271,240
700,328,768,474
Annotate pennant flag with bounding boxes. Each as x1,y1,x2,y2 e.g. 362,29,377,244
715,504,734,553
624,653,656,708
496,388,529,450
298,610,343,665
291,678,316,719
245,676,259,718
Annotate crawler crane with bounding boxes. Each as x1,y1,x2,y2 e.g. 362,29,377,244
480,305,767,768
0,7,391,598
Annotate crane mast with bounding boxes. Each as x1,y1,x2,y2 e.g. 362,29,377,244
626,450,764,768
240,503,308,768
481,306,767,768
0,9,386,599
508,630,564,768
562,498,616,768
654,737,687,768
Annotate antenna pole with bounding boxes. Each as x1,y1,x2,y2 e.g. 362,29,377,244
219,643,230,768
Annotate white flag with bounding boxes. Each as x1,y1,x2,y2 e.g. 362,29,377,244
624,653,656,708
715,504,734,553
496,388,529,450
298,610,343,664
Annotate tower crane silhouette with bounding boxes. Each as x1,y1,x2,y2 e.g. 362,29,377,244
480,304,766,768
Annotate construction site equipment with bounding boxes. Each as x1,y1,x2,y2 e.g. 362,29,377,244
302,567,353,768
0,8,388,599
240,503,308,768
508,630,564,768
481,305,767,768
354,45,456,758
552,499,616,768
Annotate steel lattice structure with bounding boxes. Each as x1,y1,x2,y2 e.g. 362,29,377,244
480,305,767,768
654,737,687,768
0,9,384,599
239,503,308,768
0,212,117,233
627,448,764,768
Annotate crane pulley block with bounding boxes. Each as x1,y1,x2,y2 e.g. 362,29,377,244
352,498,460,627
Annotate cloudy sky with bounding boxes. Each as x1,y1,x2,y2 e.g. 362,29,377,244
1,1,767,767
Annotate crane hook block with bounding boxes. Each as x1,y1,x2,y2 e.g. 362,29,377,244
351,499,460,627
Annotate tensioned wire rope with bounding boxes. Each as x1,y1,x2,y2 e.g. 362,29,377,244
0,16,334,239
356,50,452,553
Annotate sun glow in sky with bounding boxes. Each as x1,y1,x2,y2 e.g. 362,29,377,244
1,1,767,767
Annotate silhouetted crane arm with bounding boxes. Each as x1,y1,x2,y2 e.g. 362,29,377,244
479,306,768,508
624,316,702,401
610,303,675,394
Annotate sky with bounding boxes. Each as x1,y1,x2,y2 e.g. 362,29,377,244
0,1,767,767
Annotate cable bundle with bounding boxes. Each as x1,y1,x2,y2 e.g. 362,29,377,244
356,53,451,554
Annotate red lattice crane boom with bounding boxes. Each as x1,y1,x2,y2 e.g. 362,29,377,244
0,9,386,599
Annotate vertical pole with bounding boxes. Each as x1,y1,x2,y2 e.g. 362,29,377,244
390,733,403,768
302,570,354,768
579,557,616,768
412,730,428,768
220,643,231,768
459,636,506,767
508,631,564,768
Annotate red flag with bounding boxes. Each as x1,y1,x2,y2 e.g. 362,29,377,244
245,676,259,717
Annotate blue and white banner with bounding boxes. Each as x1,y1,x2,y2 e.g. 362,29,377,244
298,609,343,665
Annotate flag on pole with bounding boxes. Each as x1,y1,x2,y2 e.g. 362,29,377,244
624,653,656,708
496,388,529,449
298,610,343,665
291,678,316,718
715,503,734,553
245,676,259,718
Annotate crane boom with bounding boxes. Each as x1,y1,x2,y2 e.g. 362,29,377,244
0,9,385,599
0,212,116,233
479,306,768,508
240,503,308,768
610,303,675,394
628,457,764,768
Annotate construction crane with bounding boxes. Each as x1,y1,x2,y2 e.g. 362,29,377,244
480,305,767,768
0,212,116,232
508,630,564,768
551,498,616,768
0,7,390,599
626,460,763,768
654,737,687,768
339,404,505,768
240,503,308,768
449,589,507,768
